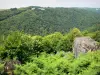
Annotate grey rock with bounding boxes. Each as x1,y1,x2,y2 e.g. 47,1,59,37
73,37,100,58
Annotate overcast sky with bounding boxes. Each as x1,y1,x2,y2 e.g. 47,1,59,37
0,0,100,9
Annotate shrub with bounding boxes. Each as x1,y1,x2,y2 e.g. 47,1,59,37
0,63,4,75
14,50,100,75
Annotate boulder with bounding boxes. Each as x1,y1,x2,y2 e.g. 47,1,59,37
73,37,100,58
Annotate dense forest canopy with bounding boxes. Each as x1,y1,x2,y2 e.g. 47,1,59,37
0,6,100,36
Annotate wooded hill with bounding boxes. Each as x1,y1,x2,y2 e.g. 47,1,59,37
0,6,100,74
0,6,100,36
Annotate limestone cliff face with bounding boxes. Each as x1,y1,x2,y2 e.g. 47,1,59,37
73,37,100,58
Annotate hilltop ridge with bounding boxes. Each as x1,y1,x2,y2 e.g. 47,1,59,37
0,6,100,35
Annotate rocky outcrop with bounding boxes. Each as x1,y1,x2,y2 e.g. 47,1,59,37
73,37,100,58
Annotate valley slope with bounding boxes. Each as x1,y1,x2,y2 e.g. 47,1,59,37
0,6,100,35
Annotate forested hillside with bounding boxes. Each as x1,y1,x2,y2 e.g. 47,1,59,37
0,6,100,75
0,6,100,36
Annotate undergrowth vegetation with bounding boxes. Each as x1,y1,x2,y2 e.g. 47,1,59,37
14,51,100,75
0,28,82,63
0,28,100,75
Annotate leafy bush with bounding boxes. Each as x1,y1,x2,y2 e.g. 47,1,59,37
14,51,73,75
0,63,4,75
0,28,84,63
69,50,100,75
42,32,63,53
57,28,82,52
0,29,100,75
14,50,100,75
92,31,100,42
1,31,34,63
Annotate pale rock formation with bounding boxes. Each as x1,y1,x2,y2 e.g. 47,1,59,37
73,37,100,58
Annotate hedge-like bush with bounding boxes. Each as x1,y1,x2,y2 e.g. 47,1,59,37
14,50,100,75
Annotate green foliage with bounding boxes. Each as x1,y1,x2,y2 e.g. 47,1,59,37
0,46,7,59
42,32,63,53
14,50,100,75
92,31,100,42
0,6,100,75
0,7,100,35
14,51,73,75
82,24,100,43
0,28,99,75
83,31,100,43
86,24,100,32
57,28,82,52
31,36,43,55
68,28,82,39
0,63,4,75
70,50,100,75
4,31,23,59
0,7,27,21
0,28,82,63
1,31,34,63
57,36,72,52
